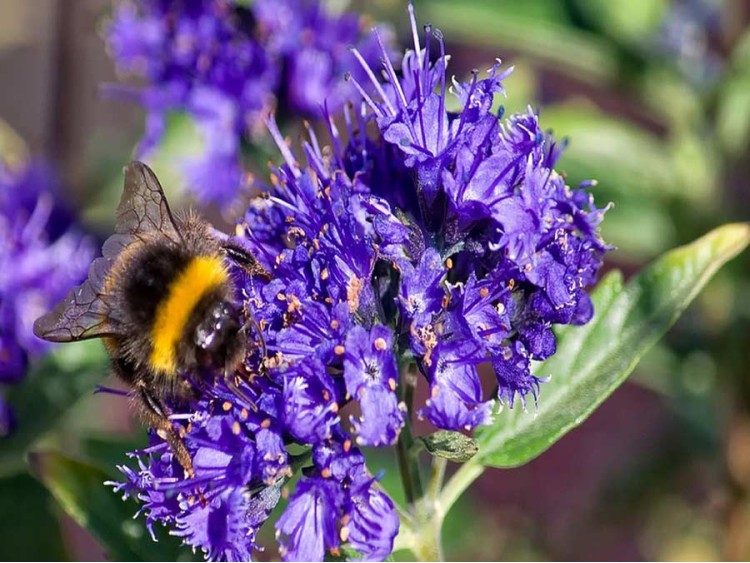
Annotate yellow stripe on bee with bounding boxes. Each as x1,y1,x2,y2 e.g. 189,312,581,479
149,255,228,374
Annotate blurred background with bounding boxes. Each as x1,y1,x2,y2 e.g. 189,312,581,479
1,0,749,560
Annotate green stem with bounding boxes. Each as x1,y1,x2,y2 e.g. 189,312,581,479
436,459,485,521
406,458,480,561
392,522,417,554
394,367,489,561
411,508,444,562
397,363,424,508
427,457,447,503
396,431,418,507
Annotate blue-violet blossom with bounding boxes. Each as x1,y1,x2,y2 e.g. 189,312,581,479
113,6,610,561
0,158,93,435
106,0,392,209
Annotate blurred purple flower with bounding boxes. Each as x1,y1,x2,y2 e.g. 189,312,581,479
656,0,723,86
106,0,393,210
0,159,93,435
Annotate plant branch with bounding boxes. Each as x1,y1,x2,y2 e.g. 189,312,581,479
396,362,424,508
437,458,485,520
427,456,447,503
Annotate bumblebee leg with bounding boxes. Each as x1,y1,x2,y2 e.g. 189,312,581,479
221,237,272,280
135,384,195,478
239,305,267,358
223,370,259,413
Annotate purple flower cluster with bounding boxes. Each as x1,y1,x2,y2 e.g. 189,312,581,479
0,159,93,435
106,0,391,209
113,377,399,561
656,0,723,86
243,8,610,431
114,7,609,561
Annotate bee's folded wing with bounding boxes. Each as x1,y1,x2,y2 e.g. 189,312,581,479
34,161,181,343
33,256,121,342
116,162,182,243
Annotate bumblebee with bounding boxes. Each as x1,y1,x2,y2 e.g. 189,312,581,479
34,162,269,475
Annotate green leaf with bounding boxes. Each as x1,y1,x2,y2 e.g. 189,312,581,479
572,0,667,47
717,71,750,158
476,223,750,468
420,0,619,85
29,450,197,562
417,431,479,463
544,104,679,199
82,433,149,478
0,473,67,560
0,341,108,477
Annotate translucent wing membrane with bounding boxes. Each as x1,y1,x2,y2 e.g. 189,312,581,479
116,162,182,243
33,256,120,341
33,161,182,342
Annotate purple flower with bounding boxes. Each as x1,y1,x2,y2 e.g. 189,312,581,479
343,325,405,447
420,340,493,431
345,474,400,561
242,5,609,432
277,438,397,561
280,358,340,443
276,476,342,561
0,158,92,434
399,248,446,321
656,0,723,86
113,5,609,560
105,0,393,210
339,6,610,419
111,381,287,560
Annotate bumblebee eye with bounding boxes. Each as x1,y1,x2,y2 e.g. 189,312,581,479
194,301,240,355
195,325,216,349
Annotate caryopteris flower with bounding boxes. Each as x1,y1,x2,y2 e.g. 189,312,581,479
105,0,392,209
0,158,93,435
113,6,609,561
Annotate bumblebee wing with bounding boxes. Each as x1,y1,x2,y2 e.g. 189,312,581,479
34,162,179,343
33,256,121,342
115,161,182,244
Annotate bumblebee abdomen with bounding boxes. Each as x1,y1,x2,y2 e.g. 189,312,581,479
148,254,230,374
121,242,192,325
111,238,230,376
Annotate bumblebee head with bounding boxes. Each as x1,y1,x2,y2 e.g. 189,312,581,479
194,300,243,373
